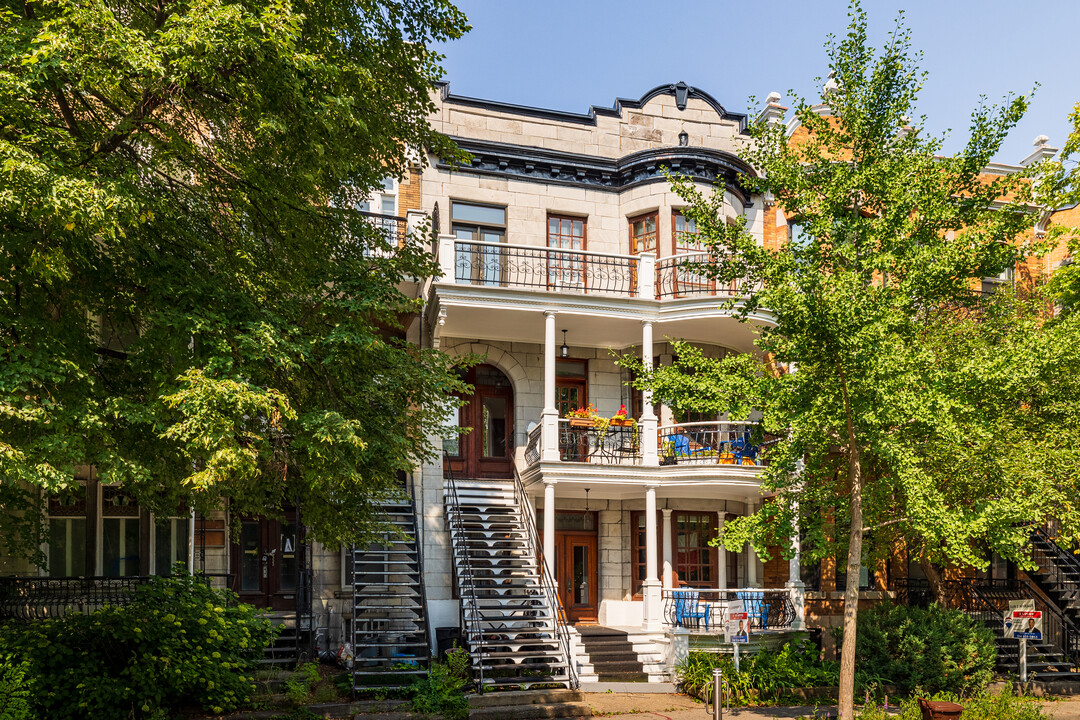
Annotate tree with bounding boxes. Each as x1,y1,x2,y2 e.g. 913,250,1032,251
0,0,472,562
626,5,1080,717
1043,103,1080,311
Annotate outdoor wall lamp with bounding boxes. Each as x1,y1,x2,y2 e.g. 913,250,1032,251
561,330,569,358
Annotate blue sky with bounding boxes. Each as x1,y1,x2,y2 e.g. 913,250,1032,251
435,0,1080,165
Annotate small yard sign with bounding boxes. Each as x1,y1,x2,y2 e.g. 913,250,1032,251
1003,599,1042,640
726,599,750,644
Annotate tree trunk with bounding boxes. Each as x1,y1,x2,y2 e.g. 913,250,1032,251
920,552,945,604
838,442,863,720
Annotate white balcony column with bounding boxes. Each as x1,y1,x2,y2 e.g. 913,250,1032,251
640,320,659,467
745,497,759,588
638,252,656,299
787,461,806,629
642,484,662,631
717,511,728,591
543,479,557,589
787,505,806,630
437,234,456,283
541,310,561,462
662,507,673,589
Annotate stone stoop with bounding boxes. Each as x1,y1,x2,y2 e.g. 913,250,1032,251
468,689,592,720
567,626,599,684
625,631,670,682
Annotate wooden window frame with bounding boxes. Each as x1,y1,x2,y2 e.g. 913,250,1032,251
628,211,659,255
672,510,718,589
630,510,661,600
547,213,588,291
671,210,705,254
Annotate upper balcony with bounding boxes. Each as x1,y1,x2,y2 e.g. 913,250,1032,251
519,417,773,495
431,235,769,353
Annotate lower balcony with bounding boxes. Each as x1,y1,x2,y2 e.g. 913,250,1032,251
662,587,797,634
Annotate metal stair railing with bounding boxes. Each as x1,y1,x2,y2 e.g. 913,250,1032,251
444,467,486,690
1030,523,1080,596
512,467,579,689
408,478,434,662
1015,573,1080,665
958,577,1080,666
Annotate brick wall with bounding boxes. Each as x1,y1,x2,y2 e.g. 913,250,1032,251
400,165,421,216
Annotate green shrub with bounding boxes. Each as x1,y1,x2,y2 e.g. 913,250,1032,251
411,648,471,720
0,655,33,720
676,642,885,706
843,601,996,696
284,662,321,705
0,573,276,719
858,687,1049,720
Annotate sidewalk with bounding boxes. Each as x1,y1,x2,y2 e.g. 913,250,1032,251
584,693,832,720
583,694,1080,720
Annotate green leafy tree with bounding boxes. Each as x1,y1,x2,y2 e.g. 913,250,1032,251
626,5,1080,717
1043,104,1080,311
0,0,472,560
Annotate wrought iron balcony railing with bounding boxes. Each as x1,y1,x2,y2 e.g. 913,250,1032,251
658,421,778,467
454,240,639,297
655,253,748,300
558,419,641,464
661,588,796,633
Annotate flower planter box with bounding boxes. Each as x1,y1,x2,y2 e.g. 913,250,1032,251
609,418,634,427
569,418,596,428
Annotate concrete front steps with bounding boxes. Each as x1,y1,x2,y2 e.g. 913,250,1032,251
572,626,668,683
468,689,592,720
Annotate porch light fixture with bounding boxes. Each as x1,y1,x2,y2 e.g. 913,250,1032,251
584,488,590,515
561,330,569,358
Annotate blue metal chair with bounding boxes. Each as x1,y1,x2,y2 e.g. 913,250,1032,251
673,589,710,630
731,433,759,465
665,434,691,458
737,590,771,630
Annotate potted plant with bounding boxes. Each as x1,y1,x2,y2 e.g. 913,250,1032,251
609,404,635,427
567,405,601,428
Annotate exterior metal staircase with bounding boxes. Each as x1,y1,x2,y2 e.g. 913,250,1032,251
351,493,431,692
957,577,1080,680
444,471,576,690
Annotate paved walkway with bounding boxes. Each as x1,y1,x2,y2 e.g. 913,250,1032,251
583,694,1080,720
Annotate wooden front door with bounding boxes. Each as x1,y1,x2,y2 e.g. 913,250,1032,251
558,532,598,623
231,513,300,611
445,365,514,479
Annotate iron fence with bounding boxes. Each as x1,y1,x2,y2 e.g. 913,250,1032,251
0,573,230,621
661,588,796,633
455,240,638,297
558,419,641,464
658,421,776,467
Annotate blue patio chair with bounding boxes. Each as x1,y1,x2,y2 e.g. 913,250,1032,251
737,590,771,630
665,434,691,458
731,433,759,465
673,589,710,630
